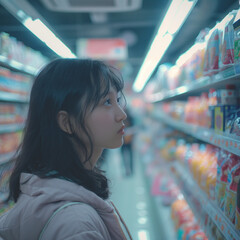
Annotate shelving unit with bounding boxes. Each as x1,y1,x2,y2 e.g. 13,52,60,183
0,123,24,134
0,91,29,103
153,112,240,157
148,66,240,103
147,53,240,239
171,162,240,240
0,54,37,205
0,55,38,77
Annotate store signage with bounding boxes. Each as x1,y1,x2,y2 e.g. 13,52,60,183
76,38,128,60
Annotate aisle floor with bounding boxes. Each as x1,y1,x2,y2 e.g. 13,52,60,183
102,149,163,240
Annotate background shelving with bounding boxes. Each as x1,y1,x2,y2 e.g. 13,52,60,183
153,112,240,157
171,162,240,240
148,66,240,103
0,55,37,77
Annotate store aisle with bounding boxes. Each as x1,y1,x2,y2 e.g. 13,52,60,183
102,148,163,240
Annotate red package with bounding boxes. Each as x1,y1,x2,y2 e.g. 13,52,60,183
225,153,240,224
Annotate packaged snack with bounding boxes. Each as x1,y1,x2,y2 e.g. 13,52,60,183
208,88,217,106
226,107,240,136
214,105,238,132
235,180,240,230
233,9,240,68
225,153,240,224
219,11,236,69
204,27,220,75
215,149,229,210
216,85,238,105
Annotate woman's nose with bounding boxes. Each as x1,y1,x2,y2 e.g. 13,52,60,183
116,105,127,122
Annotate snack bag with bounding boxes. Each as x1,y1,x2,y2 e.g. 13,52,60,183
215,149,229,210
235,180,240,230
204,26,220,75
233,9,240,67
224,153,240,224
219,11,236,69
226,108,240,137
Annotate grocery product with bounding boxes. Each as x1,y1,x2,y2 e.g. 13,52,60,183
0,103,27,124
224,153,240,224
233,9,240,68
0,32,48,69
204,27,220,75
219,11,236,70
235,180,240,230
0,131,22,154
213,105,238,132
215,149,229,210
226,107,240,136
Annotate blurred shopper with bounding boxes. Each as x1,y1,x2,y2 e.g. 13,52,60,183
121,108,135,176
0,59,133,240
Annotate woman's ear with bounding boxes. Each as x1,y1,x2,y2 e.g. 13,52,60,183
57,111,72,134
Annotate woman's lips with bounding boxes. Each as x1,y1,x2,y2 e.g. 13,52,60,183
118,126,125,135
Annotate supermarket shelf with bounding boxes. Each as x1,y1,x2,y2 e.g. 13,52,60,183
0,91,29,103
148,66,240,103
171,162,240,240
0,123,24,134
154,113,240,156
0,55,38,76
0,152,16,165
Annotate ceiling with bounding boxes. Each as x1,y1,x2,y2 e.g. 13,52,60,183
0,0,238,90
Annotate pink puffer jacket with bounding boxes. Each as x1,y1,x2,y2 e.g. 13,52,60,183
0,173,131,240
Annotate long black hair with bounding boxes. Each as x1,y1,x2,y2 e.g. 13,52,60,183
8,58,124,202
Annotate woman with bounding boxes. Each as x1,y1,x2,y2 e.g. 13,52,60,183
0,59,132,240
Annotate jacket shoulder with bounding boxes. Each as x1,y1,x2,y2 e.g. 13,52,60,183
41,203,111,240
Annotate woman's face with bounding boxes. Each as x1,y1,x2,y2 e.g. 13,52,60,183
85,87,127,150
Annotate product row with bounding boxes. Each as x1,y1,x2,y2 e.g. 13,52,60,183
138,116,240,239
149,10,239,93
0,66,33,98
158,85,240,137
0,103,27,125
0,131,22,155
0,32,48,69
159,133,240,231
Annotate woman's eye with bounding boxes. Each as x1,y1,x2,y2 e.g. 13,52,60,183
117,97,122,104
104,99,111,105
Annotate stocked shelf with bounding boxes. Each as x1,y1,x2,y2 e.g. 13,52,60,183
0,91,29,103
154,113,240,156
148,66,240,103
0,123,24,134
171,161,240,240
0,152,15,165
0,55,37,76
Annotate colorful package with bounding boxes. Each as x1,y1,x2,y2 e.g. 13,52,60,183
224,153,240,224
204,27,220,75
214,105,238,132
233,9,240,66
226,108,240,136
219,11,236,69
235,180,240,230
215,149,229,210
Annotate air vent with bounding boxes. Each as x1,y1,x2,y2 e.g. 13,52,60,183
40,0,142,12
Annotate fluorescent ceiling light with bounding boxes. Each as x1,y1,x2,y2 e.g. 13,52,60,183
133,0,197,92
133,33,173,92
23,17,76,58
137,230,150,240
168,0,194,34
